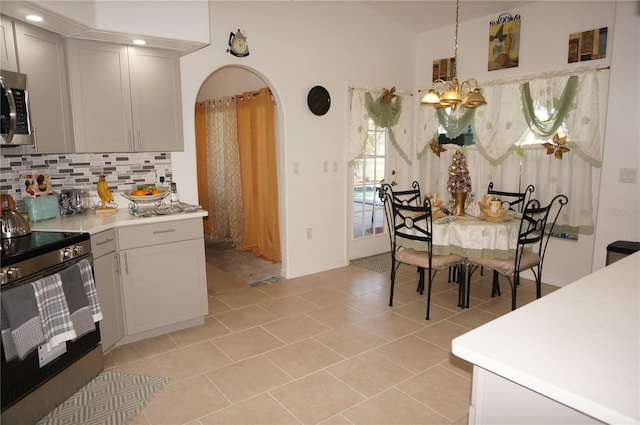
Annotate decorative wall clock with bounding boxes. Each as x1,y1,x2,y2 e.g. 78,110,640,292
227,29,249,57
307,86,331,116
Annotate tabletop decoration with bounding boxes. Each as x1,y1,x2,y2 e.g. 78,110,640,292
96,172,117,214
448,150,472,215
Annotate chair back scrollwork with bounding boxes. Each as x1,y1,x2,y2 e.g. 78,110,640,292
516,194,569,280
487,182,535,213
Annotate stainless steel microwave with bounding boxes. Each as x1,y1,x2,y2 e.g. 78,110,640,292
1,69,35,146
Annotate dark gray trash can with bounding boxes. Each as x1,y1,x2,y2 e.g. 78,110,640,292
606,241,640,265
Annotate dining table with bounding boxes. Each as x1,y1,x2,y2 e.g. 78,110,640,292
398,209,522,308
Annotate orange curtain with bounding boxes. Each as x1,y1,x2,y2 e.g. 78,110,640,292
236,88,280,262
194,102,211,236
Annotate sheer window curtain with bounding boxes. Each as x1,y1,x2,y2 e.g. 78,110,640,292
418,69,601,236
348,87,412,165
204,96,244,247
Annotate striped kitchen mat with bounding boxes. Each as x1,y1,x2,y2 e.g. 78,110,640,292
37,371,168,425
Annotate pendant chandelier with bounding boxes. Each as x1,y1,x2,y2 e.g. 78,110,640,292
421,0,487,110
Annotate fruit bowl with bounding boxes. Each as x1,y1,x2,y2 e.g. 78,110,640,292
122,188,170,203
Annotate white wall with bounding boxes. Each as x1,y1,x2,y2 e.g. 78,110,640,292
197,66,266,101
415,1,639,286
174,0,638,284
593,0,640,271
174,1,417,278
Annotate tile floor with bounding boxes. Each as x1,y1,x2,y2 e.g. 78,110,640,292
105,251,557,425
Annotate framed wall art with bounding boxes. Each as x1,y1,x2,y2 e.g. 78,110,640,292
432,57,456,81
568,27,607,63
488,13,521,71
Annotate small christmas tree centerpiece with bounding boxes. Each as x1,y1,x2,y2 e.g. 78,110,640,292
447,150,472,215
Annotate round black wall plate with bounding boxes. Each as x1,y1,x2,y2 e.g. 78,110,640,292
307,86,331,116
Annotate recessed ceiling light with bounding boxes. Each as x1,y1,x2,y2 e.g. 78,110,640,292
26,14,43,22
133,39,146,45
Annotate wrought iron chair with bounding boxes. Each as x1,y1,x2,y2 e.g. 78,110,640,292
380,182,424,292
487,182,535,214
383,189,463,319
465,194,568,310
484,182,535,296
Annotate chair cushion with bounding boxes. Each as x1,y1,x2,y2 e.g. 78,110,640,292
467,251,540,275
396,248,463,270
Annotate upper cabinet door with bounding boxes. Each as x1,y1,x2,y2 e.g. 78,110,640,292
67,38,132,153
128,46,183,152
67,38,184,153
0,15,18,72
14,21,74,154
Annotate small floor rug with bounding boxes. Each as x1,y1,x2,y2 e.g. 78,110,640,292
37,371,168,425
350,253,392,273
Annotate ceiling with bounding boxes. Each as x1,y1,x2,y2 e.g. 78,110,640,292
361,0,539,33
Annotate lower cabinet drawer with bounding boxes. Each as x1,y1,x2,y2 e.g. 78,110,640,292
117,218,202,250
91,229,116,258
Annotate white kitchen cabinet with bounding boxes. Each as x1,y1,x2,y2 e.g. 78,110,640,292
67,38,183,153
13,20,74,154
117,218,207,336
468,367,603,424
0,15,18,72
91,229,125,352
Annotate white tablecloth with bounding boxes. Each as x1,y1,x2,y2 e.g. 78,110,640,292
401,213,521,259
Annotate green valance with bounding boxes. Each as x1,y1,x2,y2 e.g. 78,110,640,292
520,75,578,139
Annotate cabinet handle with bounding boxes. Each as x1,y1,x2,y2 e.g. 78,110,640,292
124,252,129,274
136,129,142,150
153,229,176,234
96,238,114,246
128,129,133,151
114,252,120,275
32,126,38,151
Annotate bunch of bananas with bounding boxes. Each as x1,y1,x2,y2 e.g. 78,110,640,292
97,172,114,204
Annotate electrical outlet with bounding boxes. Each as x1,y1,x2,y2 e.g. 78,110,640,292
306,227,312,239
155,168,166,186
323,161,328,173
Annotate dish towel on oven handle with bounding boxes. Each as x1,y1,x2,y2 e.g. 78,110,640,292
1,259,103,358
59,260,99,339
1,283,46,361
77,258,103,323
31,274,77,351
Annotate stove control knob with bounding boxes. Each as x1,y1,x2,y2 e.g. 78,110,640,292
62,245,85,259
2,267,21,283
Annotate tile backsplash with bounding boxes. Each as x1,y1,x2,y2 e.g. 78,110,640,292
0,152,172,201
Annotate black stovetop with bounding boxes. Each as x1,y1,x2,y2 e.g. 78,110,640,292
1,231,90,267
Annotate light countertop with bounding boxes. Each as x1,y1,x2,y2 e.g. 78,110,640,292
452,252,640,424
28,207,208,234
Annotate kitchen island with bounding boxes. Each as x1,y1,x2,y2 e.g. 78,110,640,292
452,252,639,424
30,207,209,349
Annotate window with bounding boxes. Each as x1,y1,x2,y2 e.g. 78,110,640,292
437,126,475,146
352,119,386,239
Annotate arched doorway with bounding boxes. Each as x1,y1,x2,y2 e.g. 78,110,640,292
195,66,283,280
